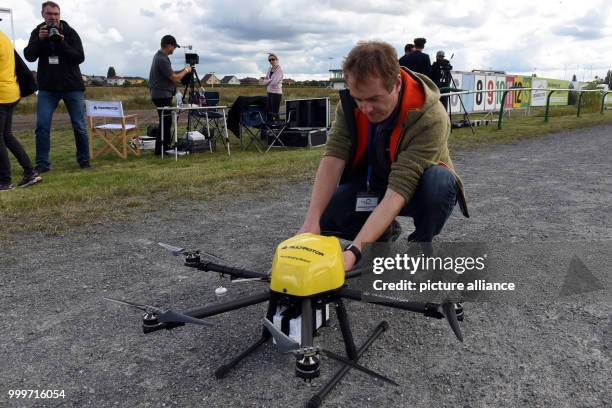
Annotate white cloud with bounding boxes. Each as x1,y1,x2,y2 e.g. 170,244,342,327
2,0,611,81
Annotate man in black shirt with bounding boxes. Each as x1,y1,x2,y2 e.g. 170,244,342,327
399,37,432,79
148,35,192,155
431,51,453,110
398,43,414,68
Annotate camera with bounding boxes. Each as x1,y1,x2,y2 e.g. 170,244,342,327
185,52,199,66
440,59,453,72
47,23,62,43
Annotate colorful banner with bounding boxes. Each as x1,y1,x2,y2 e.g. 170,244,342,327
544,78,570,106
521,76,531,108
495,76,506,110
485,76,496,111
505,76,515,109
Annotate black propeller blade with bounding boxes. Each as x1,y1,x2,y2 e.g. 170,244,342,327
262,318,398,385
442,302,463,342
104,297,211,326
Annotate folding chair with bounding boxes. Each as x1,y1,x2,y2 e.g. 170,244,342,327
239,107,293,153
86,100,140,159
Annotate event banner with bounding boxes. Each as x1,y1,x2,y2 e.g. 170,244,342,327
495,76,506,110
484,76,497,111
543,78,570,105
473,75,486,112
461,73,475,113
505,76,515,109
449,72,463,113
531,79,548,106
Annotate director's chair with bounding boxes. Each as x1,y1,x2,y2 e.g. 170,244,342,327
86,100,140,159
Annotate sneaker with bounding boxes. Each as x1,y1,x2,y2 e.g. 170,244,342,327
35,164,50,174
0,183,13,191
79,161,91,169
18,170,42,188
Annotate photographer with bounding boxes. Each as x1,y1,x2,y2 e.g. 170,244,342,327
431,51,453,110
24,1,89,172
148,35,192,155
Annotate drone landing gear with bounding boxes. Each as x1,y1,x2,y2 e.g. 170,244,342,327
305,299,386,408
214,297,278,379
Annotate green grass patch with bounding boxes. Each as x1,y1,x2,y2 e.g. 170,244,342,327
2,107,612,241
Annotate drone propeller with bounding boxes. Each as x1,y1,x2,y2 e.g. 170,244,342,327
158,242,186,256
104,297,212,326
441,302,463,342
262,318,398,385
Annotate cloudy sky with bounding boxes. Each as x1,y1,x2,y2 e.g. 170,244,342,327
1,0,611,81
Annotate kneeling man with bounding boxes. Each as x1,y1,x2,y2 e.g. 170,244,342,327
299,41,468,270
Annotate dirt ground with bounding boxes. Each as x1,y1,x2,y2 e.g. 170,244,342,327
0,124,610,407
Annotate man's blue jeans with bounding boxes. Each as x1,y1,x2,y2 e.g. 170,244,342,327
320,165,458,242
35,90,89,168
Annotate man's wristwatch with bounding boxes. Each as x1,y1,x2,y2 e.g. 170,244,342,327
344,243,362,263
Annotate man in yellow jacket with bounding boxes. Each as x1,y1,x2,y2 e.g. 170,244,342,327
0,27,42,190
299,41,467,270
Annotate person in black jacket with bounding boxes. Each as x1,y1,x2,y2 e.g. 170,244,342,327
431,50,453,110
24,1,89,173
397,43,414,68
399,37,432,79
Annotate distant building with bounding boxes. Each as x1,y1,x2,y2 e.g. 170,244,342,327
329,69,345,90
221,75,240,85
107,76,126,86
472,69,506,75
124,76,146,85
84,75,106,86
239,77,260,85
202,73,221,86
283,78,296,86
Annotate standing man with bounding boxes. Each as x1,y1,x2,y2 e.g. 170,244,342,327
24,1,89,172
298,41,468,270
148,35,192,155
400,37,432,79
398,43,414,68
431,50,453,110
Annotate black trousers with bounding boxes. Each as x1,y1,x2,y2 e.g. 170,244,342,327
266,92,282,121
0,101,33,184
152,97,173,155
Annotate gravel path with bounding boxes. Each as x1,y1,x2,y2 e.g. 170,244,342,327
1,124,611,408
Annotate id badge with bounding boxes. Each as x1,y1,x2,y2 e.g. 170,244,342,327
49,56,59,65
355,193,378,212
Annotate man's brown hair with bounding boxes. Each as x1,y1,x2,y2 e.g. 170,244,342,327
342,41,400,92
42,1,60,12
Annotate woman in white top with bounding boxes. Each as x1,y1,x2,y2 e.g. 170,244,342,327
263,53,283,120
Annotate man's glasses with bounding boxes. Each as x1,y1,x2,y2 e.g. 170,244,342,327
268,58,276,62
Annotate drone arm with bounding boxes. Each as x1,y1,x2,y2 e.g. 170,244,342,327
337,287,444,318
183,290,271,319
185,260,269,281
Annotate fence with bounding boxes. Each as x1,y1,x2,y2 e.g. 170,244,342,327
443,87,610,130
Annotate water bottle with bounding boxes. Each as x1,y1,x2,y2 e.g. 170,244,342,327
198,87,206,106
175,90,183,108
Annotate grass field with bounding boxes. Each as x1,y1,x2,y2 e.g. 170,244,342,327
2,98,612,241
14,86,339,114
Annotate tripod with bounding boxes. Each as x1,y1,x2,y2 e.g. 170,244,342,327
446,70,475,134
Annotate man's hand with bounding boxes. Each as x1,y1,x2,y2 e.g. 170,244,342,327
298,219,321,235
38,26,49,40
343,250,357,271
184,66,192,73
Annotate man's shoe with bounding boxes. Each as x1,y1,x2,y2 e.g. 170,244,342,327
18,170,42,188
0,183,14,191
79,161,91,169
35,164,50,174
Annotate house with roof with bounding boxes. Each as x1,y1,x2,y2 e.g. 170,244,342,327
202,73,221,86
239,77,260,85
221,75,240,85
107,76,126,86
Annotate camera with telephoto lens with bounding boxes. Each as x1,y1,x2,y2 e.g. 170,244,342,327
185,52,199,66
47,23,62,43
440,59,453,73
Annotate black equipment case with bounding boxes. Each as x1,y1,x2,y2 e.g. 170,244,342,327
280,128,327,148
